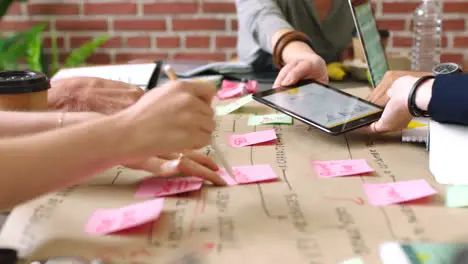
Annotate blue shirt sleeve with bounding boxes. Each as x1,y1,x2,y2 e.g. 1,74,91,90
428,74,468,125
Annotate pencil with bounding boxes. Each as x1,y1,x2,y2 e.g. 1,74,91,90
163,64,178,81
146,60,163,90
163,64,234,179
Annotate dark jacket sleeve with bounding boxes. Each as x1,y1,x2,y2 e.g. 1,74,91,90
428,74,468,125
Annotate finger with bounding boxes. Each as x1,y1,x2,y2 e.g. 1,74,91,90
128,157,179,177
177,156,226,186
273,61,298,88
187,96,215,117
181,152,219,171
281,60,312,86
189,113,215,134
180,81,217,103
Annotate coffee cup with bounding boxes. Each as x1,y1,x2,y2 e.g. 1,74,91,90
0,70,50,111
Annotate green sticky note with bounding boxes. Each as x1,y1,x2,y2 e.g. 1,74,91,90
340,257,364,264
400,243,466,264
247,113,293,126
446,185,468,207
215,94,253,116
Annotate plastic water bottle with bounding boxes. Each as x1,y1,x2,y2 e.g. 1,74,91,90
410,0,443,72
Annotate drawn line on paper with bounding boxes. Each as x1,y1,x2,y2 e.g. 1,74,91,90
111,166,124,185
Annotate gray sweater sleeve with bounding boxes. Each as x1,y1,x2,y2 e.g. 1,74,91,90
235,0,293,54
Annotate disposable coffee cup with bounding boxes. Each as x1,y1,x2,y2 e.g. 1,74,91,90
0,70,50,111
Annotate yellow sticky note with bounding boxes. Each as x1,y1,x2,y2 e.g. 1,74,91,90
445,185,468,207
284,87,299,94
407,121,428,129
215,94,253,116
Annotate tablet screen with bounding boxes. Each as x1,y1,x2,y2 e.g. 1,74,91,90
352,1,389,87
261,83,382,128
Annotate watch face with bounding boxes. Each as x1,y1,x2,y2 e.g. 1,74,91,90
433,62,460,75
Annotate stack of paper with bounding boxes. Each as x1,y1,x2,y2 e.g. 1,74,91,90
402,117,429,143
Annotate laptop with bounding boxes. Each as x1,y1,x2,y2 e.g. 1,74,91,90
348,0,390,88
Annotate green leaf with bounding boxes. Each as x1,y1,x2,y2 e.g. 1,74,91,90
63,35,109,68
26,33,42,72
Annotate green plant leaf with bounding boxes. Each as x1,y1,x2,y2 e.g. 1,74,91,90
63,35,109,68
0,23,46,70
26,33,42,72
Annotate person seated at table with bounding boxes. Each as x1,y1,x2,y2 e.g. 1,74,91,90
48,77,144,115
235,0,355,87
361,71,468,133
0,80,226,210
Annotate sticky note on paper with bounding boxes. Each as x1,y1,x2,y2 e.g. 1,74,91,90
398,243,468,264
312,159,374,178
85,198,164,235
340,257,364,264
407,121,428,129
218,164,278,185
247,113,293,126
135,177,203,199
215,94,253,116
445,185,468,207
229,129,277,147
363,179,437,206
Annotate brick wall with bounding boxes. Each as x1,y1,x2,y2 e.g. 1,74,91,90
2,0,467,66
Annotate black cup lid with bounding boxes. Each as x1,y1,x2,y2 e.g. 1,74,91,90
0,248,18,264
0,70,50,95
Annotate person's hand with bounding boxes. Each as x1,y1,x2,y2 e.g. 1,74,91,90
119,80,217,157
359,75,433,134
49,77,144,115
273,53,329,88
125,152,225,185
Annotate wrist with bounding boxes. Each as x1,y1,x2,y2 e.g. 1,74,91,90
282,41,318,64
415,79,433,111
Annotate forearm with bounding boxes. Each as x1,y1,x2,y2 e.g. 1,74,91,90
0,115,127,209
0,111,103,137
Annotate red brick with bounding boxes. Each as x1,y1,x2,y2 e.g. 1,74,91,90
6,3,22,15
70,36,121,49
443,19,465,31
382,2,420,13
42,36,65,48
376,19,406,31
216,36,237,48
453,36,468,48
441,53,464,65
172,19,225,31
231,19,238,31
186,36,210,48
115,53,168,63
144,3,197,14
444,2,468,13
28,3,79,15
202,2,236,13
156,37,180,48
392,35,448,48
114,19,166,31
126,37,151,48
84,3,137,15
59,52,111,65
56,20,108,31
173,52,226,61
0,20,48,31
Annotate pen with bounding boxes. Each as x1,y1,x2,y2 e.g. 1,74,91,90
146,60,163,90
163,64,178,81
163,64,235,179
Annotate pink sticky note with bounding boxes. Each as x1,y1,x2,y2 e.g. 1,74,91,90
312,159,374,178
85,198,164,235
363,179,437,206
218,164,278,185
245,80,258,93
229,129,277,147
135,177,203,198
217,80,245,99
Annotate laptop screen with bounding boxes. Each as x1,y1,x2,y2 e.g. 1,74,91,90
349,1,389,88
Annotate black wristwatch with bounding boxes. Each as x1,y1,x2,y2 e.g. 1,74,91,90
432,62,462,75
